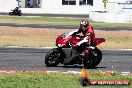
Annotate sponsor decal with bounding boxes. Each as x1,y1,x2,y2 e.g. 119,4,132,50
80,68,131,86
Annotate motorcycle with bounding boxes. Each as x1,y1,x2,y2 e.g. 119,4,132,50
45,32,105,68
9,7,22,16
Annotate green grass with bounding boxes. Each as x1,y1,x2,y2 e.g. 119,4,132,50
0,16,82,25
0,16,132,27
92,22,132,28
0,72,131,88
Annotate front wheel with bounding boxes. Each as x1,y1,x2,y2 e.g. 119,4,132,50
18,11,22,16
45,49,60,67
9,12,13,16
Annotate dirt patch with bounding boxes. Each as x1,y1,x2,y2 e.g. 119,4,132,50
0,26,72,47
95,30,132,49
0,26,132,49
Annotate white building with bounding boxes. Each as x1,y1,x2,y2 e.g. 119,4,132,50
0,0,18,12
0,0,132,23
0,0,131,14
89,0,132,23
0,0,106,14
40,0,105,14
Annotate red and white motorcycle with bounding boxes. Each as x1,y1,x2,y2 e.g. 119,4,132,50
45,32,105,68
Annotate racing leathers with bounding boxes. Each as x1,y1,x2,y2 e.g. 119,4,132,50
67,25,95,47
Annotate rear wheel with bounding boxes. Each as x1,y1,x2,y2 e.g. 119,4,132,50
84,48,102,68
92,48,102,66
45,49,60,67
84,53,95,68
18,11,22,16
18,12,22,16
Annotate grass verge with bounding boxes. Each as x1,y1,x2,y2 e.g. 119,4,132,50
0,71,131,88
0,16,132,27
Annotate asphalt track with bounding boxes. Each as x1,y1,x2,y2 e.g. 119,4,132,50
0,47,132,73
0,14,131,72
0,13,90,18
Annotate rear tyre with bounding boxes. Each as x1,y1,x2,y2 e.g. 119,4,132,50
84,48,102,68
18,12,22,16
83,53,95,68
45,49,60,67
92,48,102,66
18,11,22,16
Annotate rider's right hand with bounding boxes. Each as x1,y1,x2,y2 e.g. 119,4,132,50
65,35,71,39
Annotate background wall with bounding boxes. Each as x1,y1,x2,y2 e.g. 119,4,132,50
40,0,105,14
0,0,18,12
0,0,132,23
0,0,105,14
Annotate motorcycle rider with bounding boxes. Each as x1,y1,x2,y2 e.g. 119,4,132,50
14,7,20,13
12,7,21,15
67,20,95,48
64,20,96,64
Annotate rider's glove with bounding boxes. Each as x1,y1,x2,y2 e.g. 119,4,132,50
89,46,95,49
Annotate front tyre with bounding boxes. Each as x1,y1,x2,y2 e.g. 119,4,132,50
45,49,60,67
9,12,13,16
